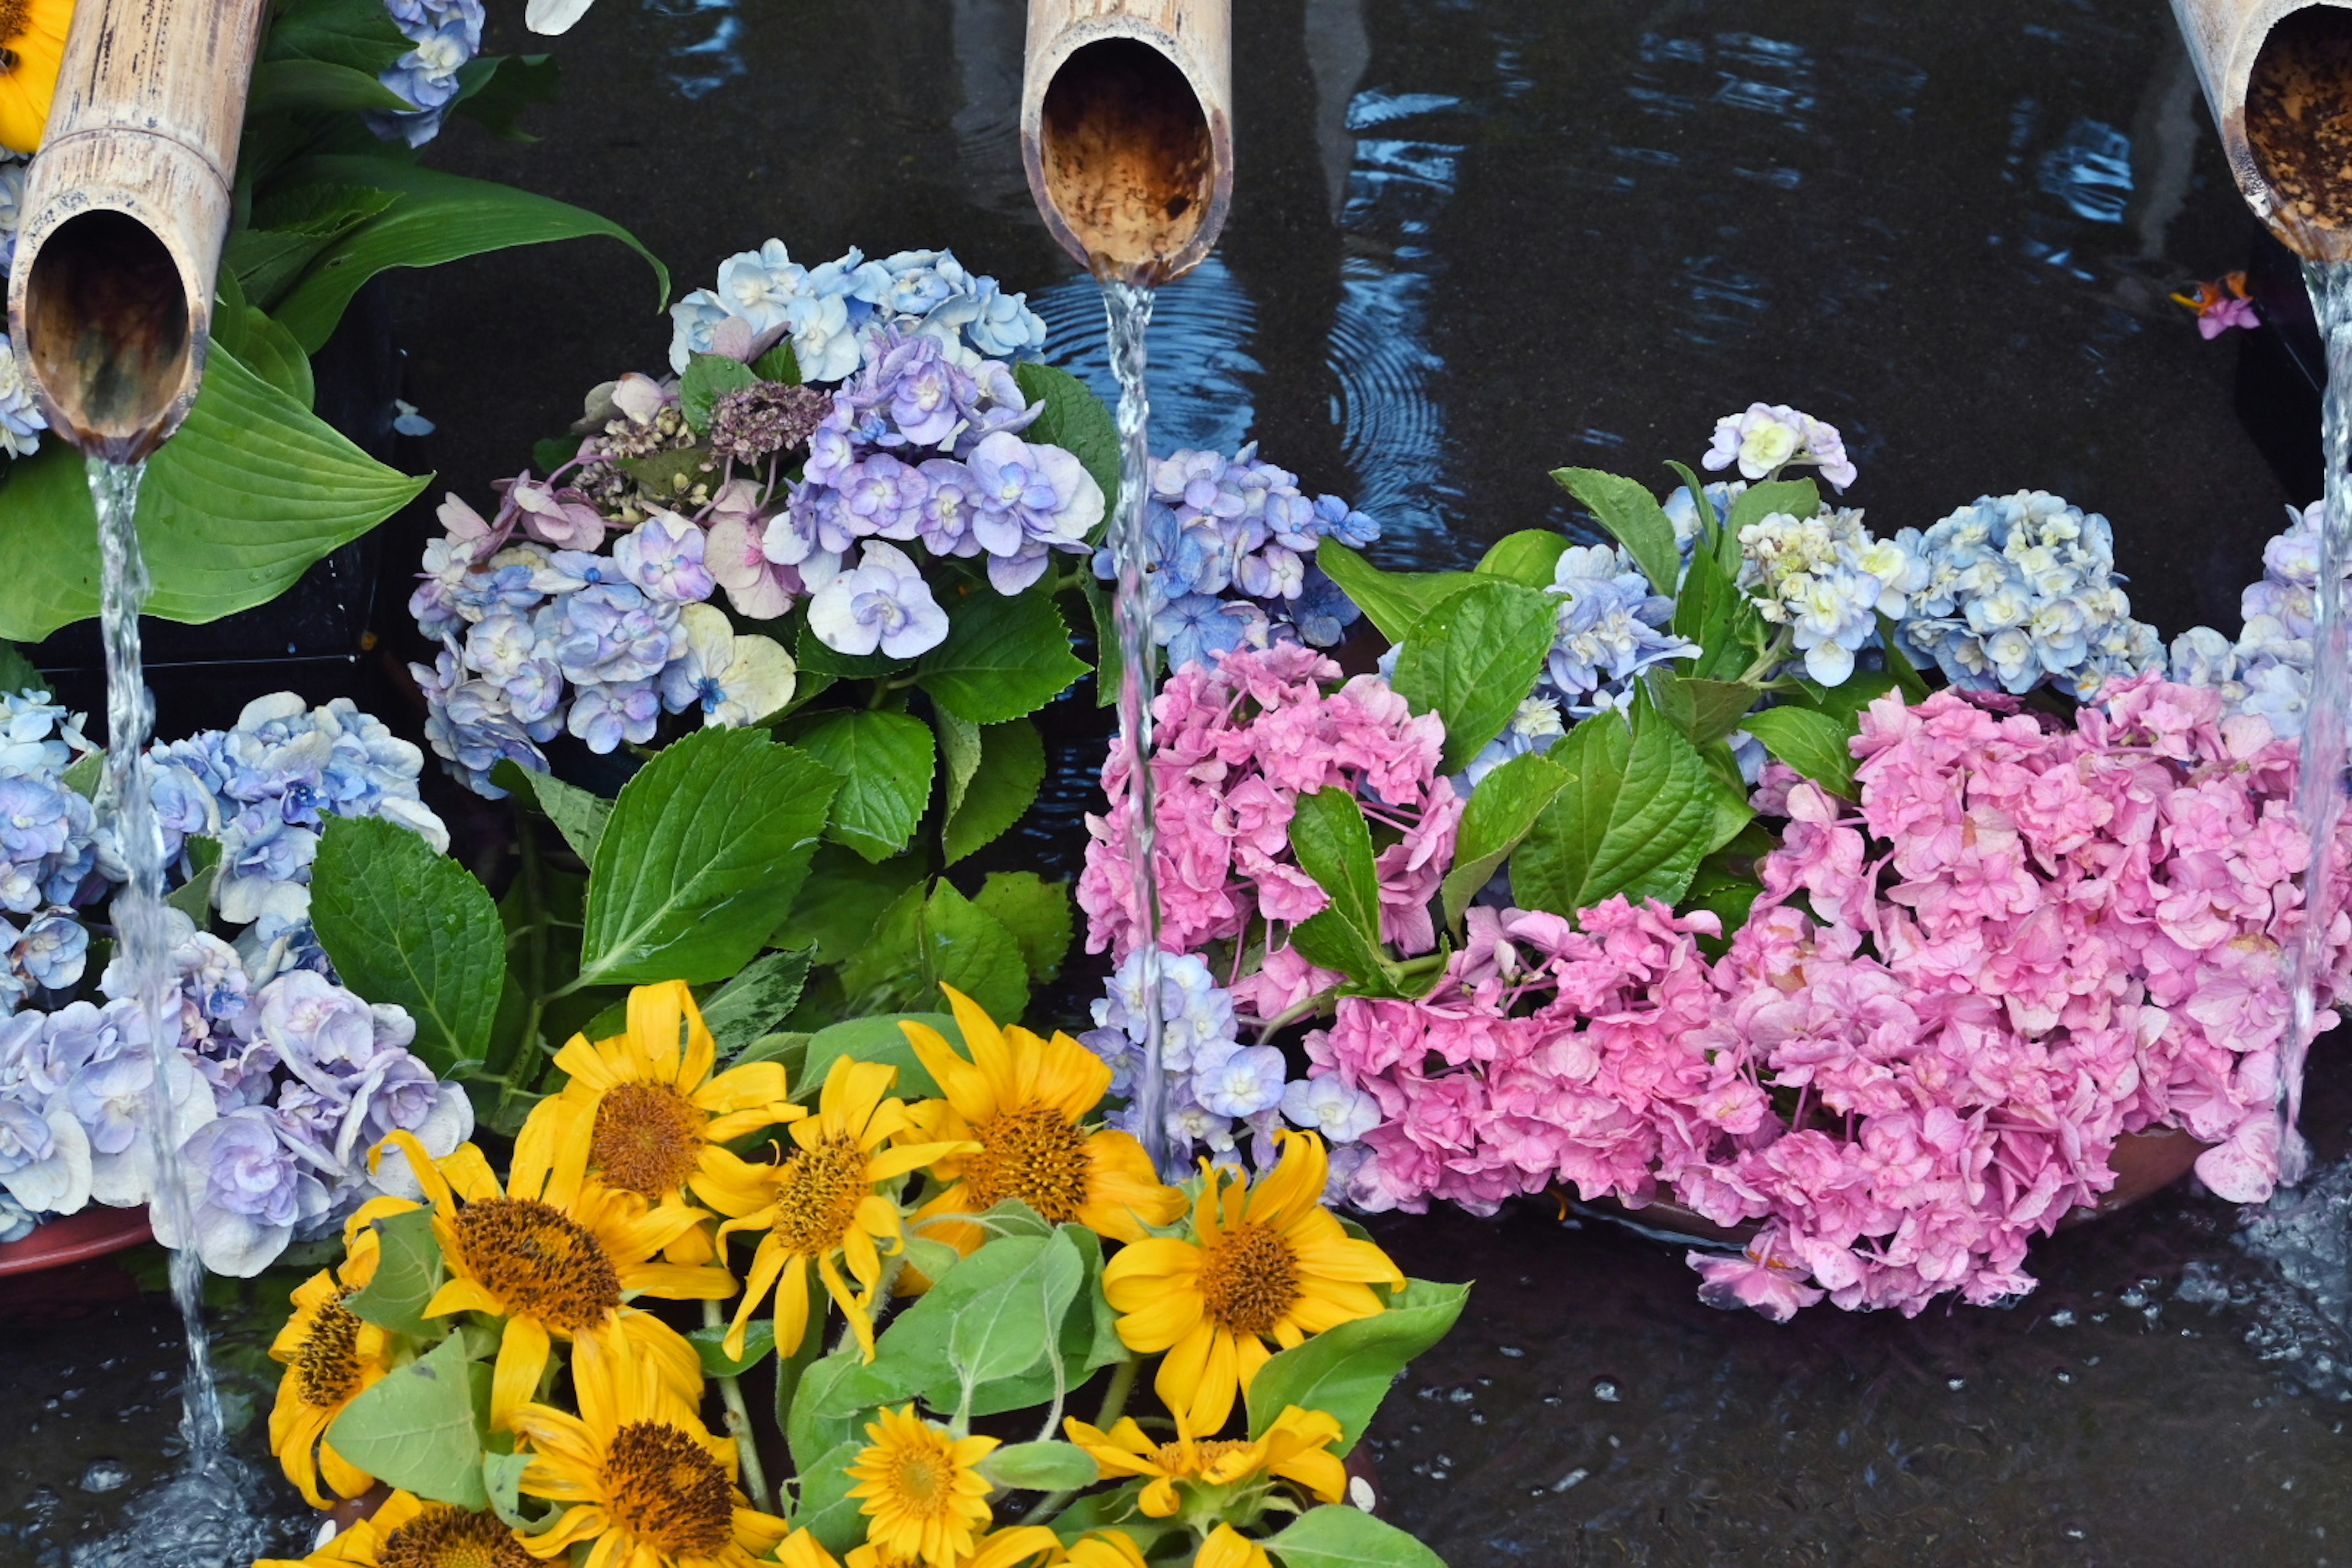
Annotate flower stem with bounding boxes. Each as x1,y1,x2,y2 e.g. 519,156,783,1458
1020,1353,1145,1527
703,1298,774,1514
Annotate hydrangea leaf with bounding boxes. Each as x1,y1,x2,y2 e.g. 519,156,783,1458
311,816,507,1077
941,717,1046,866
680,353,760,435
1390,579,1560,774
700,946,815,1056
450,53,561,141
752,342,802,383
1474,529,1570,588
263,0,410,74
978,1442,1099,1493
769,843,927,965
0,346,427,641
1079,575,1123,707
1265,1504,1450,1568
1013,363,1120,523
324,1332,492,1510
1287,908,1394,994
578,727,838,988
1727,477,1821,538
165,844,222,931
1439,752,1569,931
1513,699,1718,918
1288,788,1385,949
247,58,416,115
1646,673,1763,747
786,1438,869,1552
1787,668,1902,726
1552,467,1681,597
491,760,611,864
689,1317,777,1377
266,155,670,353
916,592,1088,725
937,707,982,818
799,710,937,863
343,1205,446,1340
1740,705,1858,798
0,640,40,695
797,1011,958,1102
971,870,1072,986
839,881,1029,1020
1244,1279,1469,1453
1311,541,1477,646
1679,821,1774,959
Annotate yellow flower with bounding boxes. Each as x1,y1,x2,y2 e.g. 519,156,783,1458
510,1327,788,1568
523,981,805,1259
700,1055,968,1362
1061,1533,1151,1568
0,0,69,154
1101,1129,1404,1436
266,1246,398,1509
1062,1404,1346,1517
1196,1524,1273,1568
899,986,1184,1254
781,1523,1060,1568
843,1404,999,1568
255,1490,533,1567
361,1129,732,1431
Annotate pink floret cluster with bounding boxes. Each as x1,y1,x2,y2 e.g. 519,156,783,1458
1303,676,2352,1319
1077,643,1462,1022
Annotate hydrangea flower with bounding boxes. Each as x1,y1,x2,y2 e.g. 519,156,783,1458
660,603,797,726
1543,544,1702,709
669,242,1046,375
367,0,484,147
1703,402,1857,490
2168,500,2344,740
0,332,45,459
806,541,950,658
1736,508,1924,685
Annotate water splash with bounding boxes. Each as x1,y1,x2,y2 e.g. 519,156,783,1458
1101,279,1172,1180
2282,261,2352,1188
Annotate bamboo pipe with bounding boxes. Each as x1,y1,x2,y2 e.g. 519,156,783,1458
1020,0,1233,285
2172,0,2352,262
6,0,272,462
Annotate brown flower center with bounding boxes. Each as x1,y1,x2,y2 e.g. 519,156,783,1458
769,1133,872,1256
1197,1221,1300,1336
0,0,24,64
295,1293,363,1408
378,1506,535,1568
590,1081,707,1197
451,1197,622,1333
602,1420,734,1557
961,1107,1092,1222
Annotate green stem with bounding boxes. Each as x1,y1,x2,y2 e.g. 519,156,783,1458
703,1299,774,1513
1020,1354,1145,1527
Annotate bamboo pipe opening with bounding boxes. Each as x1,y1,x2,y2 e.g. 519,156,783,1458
1038,37,1217,283
2248,5,2352,247
23,210,194,464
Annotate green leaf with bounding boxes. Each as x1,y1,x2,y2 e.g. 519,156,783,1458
247,57,415,114
324,1333,491,1510
1474,529,1570,587
1646,673,1762,747
1311,541,1478,646
937,708,981,818
1286,908,1395,994
1681,824,1772,957
0,641,41,695
1246,1279,1469,1453
941,717,1046,866
0,347,426,640
1265,1505,1450,1568
977,1442,1099,1493
734,1032,809,1077
624,447,723,510
578,728,838,988
165,842,222,930
1513,702,1719,918
1740,706,1858,798
752,342,801,383
948,1229,1085,1389
1552,467,1680,596
1668,537,1756,682
1877,612,1932,704
311,816,506,1076
211,274,315,409
769,845,925,966
1726,477,1822,538
690,1317,777,1377
799,1012,957,1102
701,948,815,1055
799,710,937,863
838,880,1032,1021
1390,579,1559,773
266,156,669,354
61,751,100,801
787,1438,869,1552
451,53,560,141
916,592,1088,725
1288,789,1385,948
680,353,760,435
971,871,1072,988
342,1205,446,1340
1786,669,1902,727
788,1352,870,1475
1080,575,1122,707
265,0,409,72
1014,363,1120,522
491,760,611,863
1439,752,1569,930
481,1449,543,1531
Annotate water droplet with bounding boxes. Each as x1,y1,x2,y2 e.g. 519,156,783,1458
1592,1379,1621,1403
1946,1377,1965,1390
2055,1369,2075,1384
1550,1468,1589,1493
2049,1309,2076,1327
1447,1387,1474,1404
78,1460,130,1494
1497,1345,1525,1358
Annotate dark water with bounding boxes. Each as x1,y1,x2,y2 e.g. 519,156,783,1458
13,0,2352,1559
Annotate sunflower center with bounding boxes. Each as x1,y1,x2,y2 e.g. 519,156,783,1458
590,1081,707,1197
962,1107,1091,1221
378,1505,534,1568
1196,1221,1301,1336
602,1419,734,1557
769,1133,872,1256
295,1294,363,1408
1153,1438,1253,1474
887,1444,957,1515
451,1197,623,1332
0,0,24,58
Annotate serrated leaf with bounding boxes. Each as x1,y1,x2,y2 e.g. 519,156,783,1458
1474,529,1570,587
1514,701,1719,918
1287,789,1384,948
1727,477,1821,538
1553,467,1681,597
165,853,221,930
799,710,936,863
311,817,505,1076
343,1205,446,1340
1646,673,1762,746
1286,910,1392,994
799,1012,957,1102
0,641,41,695
701,948,814,1055
752,342,801,383
937,707,982,820
491,760,611,863
1265,1504,1450,1568
1439,752,1568,930
1013,362,1120,522
265,0,409,73
577,728,838,988
942,718,1045,866
978,1442,1099,1493
1390,579,1560,773
769,844,925,966
680,353,760,435
323,1332,491,1509
1668,536,1755,682
1741,705,1859,798
788,1352,870,1474
1878,612,1932,704
916,592,1087,725
1245,1279,1469,1453
1311,541,1478,646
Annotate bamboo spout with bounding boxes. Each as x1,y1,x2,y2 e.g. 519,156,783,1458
2173,0,2352,262
1021,0,1233,285
7,0,271,462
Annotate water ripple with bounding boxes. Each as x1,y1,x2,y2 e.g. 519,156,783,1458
1033,258,1261,456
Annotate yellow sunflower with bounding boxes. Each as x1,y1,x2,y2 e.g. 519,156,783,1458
843,1404,999,1568
510,1326,788,1568
361,1129,732,1431
1061,1533,1151,1568
842,1530,1061,1568
899,986,1184,1254
700,1055,968,1362
1062,1404,1346,1517
0,0,69,155
523,981,804,1258
266,1245,397,1509
255,1490,533,1567
1101,1129,1404,1436
1197,1525,1273,1568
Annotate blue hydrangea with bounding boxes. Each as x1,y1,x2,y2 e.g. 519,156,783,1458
1541,544,1700,714
1894,491,2163,699
1736,507,1924,687
2168,500,2344,739
0,331,45,461
367,0,484,148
